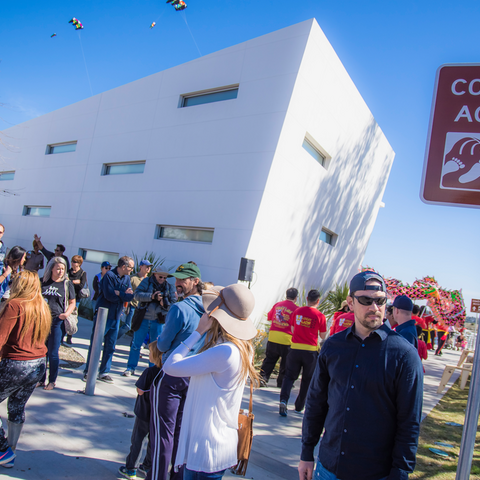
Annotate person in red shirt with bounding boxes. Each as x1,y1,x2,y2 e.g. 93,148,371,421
260,288,298,388
435,321,449,356
329,301,355,336
279,290,326,416
423,314,436,350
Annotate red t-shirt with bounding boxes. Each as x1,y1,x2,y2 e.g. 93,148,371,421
290,306,327,351
424,315,435,329
267,300,297,345
330,312,355,336
412,315,426,330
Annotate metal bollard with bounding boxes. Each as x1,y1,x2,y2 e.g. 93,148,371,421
85,307,108,396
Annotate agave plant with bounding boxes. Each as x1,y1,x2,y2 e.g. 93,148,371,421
131,251,169,276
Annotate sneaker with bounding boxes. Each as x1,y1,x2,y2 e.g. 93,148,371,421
82,374,88,382
279,401,288,417
118,465,136,479
0,447,16,466
122,369,135,377
294,408,304,414
1,456,14,468
98,374,114,384
137,464,149,477
259,378,268,388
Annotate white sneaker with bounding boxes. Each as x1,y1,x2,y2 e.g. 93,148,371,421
122,369,134,377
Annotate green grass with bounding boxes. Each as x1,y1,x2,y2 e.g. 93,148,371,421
412,378,480,479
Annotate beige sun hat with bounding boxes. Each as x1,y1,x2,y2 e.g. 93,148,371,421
202,284,257,341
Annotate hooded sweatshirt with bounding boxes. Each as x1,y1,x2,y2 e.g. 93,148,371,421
157,295,205,361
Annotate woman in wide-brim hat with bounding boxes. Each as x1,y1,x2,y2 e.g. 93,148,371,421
163,284,260,480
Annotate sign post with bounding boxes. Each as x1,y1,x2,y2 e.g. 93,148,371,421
421,64,480,208
472,300,480,338
421,64,480,479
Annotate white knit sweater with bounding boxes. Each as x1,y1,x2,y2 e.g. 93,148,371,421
163,331,245,473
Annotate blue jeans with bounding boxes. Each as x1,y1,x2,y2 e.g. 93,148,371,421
84,313,121,375
184,468,226,480
314,461,387,480
42,316,65,384
127,319,163,371
118,306,135,339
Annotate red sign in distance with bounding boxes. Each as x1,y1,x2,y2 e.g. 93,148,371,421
421,64,480,208
471,299,480,313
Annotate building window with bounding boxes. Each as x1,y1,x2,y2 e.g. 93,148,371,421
79,248,119,265
23,206,51,217
46,142,77,154
0,171,15,181
102,161,146,176
302,136,328,168
181,86,239,108
320,228,337,246
156,225,214,243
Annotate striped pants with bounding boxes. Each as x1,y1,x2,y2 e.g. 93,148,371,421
147,371,189,480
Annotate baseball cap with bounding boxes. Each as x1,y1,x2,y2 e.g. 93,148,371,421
392,295,413,312
139,259,153,267
101,261,111,268
349,271,386,294
170,263,201,280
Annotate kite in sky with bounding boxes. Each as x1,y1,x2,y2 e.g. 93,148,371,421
167,0,187,11
51,33,57,38
69,18,84,30
150,22,156,29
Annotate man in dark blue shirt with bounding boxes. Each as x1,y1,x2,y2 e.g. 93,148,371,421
393,295,418,348
299,271,423,480
83,256,135,384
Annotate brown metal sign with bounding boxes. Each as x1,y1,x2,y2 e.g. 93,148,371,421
471,299,480,313
421,64,480,208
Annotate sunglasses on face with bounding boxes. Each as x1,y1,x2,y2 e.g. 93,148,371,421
353,295,388,306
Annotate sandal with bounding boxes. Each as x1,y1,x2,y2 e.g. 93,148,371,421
44,383,56,391
36,382,45,388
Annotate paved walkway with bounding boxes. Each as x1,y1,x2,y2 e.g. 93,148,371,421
0,318,465,480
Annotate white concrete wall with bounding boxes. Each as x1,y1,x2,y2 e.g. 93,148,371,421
246,20,395,325
0,20,311,290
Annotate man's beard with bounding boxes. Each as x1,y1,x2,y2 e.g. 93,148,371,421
177,285,193,297
357,312,383,332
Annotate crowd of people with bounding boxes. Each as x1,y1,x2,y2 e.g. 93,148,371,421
0,225,260,479
0,223,466,479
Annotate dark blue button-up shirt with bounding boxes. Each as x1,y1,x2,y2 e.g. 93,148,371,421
301,323,423,480
395,319,418,349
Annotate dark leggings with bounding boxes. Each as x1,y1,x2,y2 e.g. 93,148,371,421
0,357,46,450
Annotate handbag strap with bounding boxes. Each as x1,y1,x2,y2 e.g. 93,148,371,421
248,379,253,414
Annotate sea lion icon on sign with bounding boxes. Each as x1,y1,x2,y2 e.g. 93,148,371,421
441,133,480,191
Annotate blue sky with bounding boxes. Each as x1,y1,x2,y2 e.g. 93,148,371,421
1,0,479,315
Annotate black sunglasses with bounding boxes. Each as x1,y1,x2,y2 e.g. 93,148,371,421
353,295,387,306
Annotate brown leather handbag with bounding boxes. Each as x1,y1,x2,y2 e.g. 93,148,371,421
231,381,254,476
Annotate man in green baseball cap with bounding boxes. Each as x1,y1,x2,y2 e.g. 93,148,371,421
169,262,202,298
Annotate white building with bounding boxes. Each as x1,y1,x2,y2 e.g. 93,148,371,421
0,19,394,325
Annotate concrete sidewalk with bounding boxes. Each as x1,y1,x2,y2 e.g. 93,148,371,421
0,318,465,480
